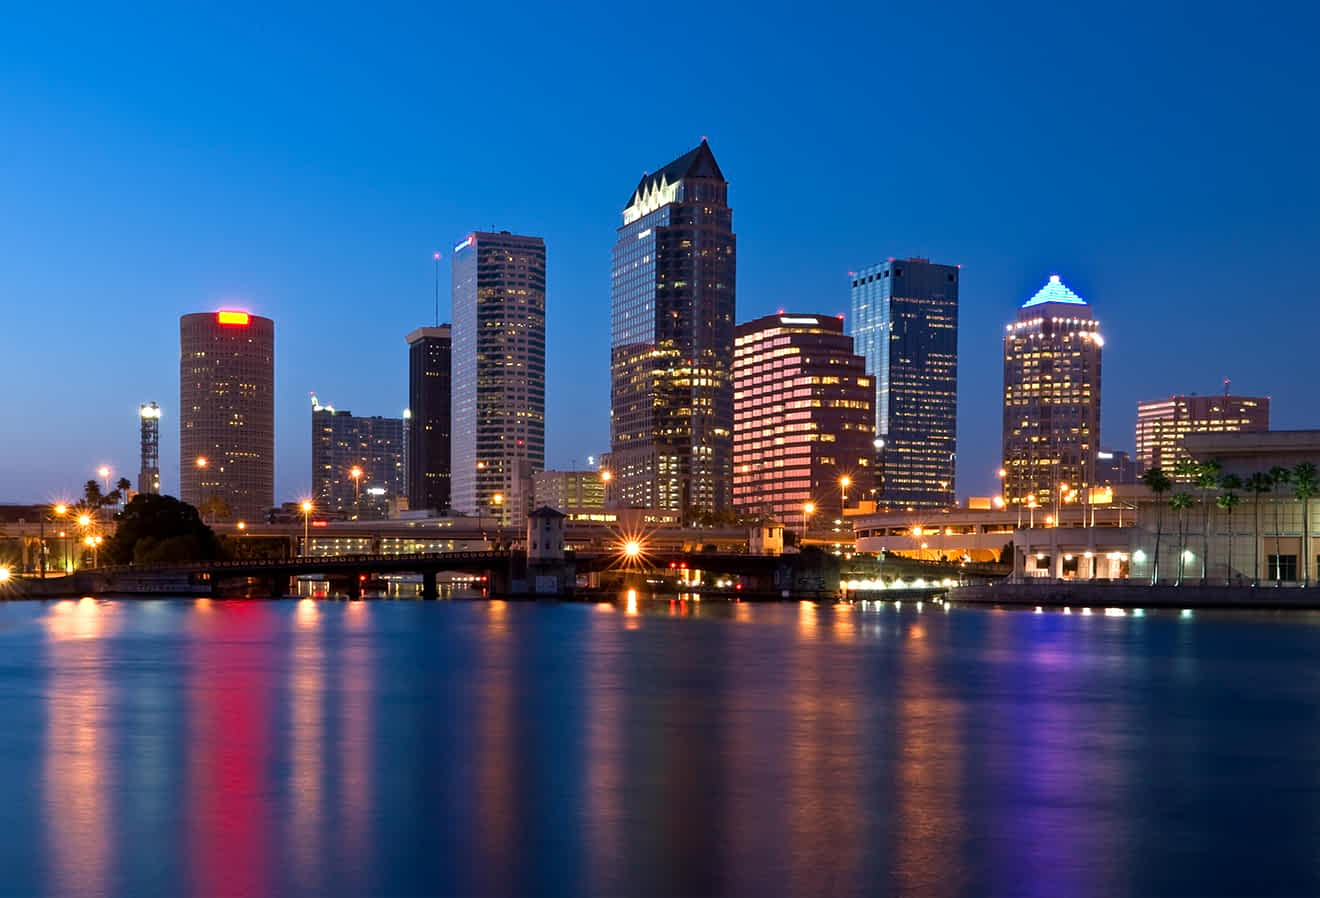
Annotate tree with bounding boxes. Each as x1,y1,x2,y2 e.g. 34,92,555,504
103,494,222,565
1171,492,1195,586
84,479,104,508
1293,462,1318,587
1217,474,1243,585
1245,472,1273,585
1141,467,1172,584
1269,465,1292,583
1193,459,1222,583
116,477,132,508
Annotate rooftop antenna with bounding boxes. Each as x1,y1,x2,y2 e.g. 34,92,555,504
1224,377,1231,397
432,252,441,326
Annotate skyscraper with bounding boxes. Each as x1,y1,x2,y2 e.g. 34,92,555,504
406,325,452,512
1136,391,1269,476
610,139,735,513
732,313,875,522
1001,275,1103,506
450,231,546,525
138,402,161,495
849,257,959,508
179,310,274,520
311,395,404,519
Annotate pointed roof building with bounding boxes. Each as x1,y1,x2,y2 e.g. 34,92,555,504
1021,274,1088,309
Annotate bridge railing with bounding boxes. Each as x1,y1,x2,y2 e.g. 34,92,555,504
91,549,517,574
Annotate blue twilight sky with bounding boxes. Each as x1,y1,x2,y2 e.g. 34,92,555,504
2,1,1317,505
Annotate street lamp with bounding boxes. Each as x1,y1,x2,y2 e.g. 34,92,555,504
349,465,364,517
840,475,851,514
300,500,314,556
802,501,815,539
492,493,504,545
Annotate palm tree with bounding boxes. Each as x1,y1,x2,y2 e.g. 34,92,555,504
1193,460,1222,583
1217,474,1243,585
1141,467,1172,584
84,479,104,508
1171,492,1195,586
1293,462,1318,586
1245,472,1272,585
116,477,132,507
1269,465,1291,583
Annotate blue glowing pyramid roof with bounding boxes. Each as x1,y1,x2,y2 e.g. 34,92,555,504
1022,274,1087,308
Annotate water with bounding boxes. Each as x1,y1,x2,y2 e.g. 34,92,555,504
2,597,1320,897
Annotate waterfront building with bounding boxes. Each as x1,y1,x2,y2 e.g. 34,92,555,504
310,395,404,520
849,257,958,508
732,313,875,523
138,402,161,495
610,140,735,514
1001,275,1103,508
533,470,606,512
179,310,274,521
406,325,452,512
450,231,546,525
1136,391,1269,475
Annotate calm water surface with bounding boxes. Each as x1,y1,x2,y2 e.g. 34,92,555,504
1,597,1319,897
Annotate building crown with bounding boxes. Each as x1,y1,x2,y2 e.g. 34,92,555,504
1021,274,1087,309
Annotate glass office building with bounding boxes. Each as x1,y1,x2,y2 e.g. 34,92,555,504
450,231,546,524
610,140,736,513
406,325,452,512
1001,275,1103,506
850,258,958,508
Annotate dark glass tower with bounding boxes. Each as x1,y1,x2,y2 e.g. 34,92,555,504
406,325,452,513
610,140,736,513
850,258,959,508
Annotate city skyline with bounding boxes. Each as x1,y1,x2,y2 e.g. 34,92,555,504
2,3,1316,504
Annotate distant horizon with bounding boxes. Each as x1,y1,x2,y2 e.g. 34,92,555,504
2,2,1316,504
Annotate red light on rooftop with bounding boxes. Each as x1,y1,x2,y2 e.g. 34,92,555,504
217,310,250,326
433,252,441,260
311,520,328,528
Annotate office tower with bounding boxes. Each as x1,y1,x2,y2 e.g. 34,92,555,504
1096,448,1137,486
179,310,274,521
732,313,875,522
532,470,607,512
406,325,452,512
137,402,161,495
450,231,546,525
1001,275,1103,506
1136,391,1270,475
610,139,736,514
310,395,405,519
849,257,958,508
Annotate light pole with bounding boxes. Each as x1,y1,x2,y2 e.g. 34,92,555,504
300,500,313,557
840,475,851,516
802,501,815,541
1027,494,1037,529
492,493,504,547
349,465,364,518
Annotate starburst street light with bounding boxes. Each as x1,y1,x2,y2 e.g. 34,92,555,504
300,500,314,557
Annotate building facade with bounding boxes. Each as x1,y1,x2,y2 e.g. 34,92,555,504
179,310,274,521
849,257,958,508
450,232,546,525
406,325,452,512
138,402,161,495
610,140,736,514
532,470,606,512
1136,392,1269,475
732,313,875,523
310,396,404,519
1096,447,1137,486
1001,275,1103,507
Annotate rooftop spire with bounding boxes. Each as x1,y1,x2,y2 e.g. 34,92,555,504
1021,274,1088,308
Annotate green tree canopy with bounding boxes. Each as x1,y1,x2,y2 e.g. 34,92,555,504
104,494,223,565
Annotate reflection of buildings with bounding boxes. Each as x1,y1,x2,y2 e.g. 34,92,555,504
732,313,875,521
850,258,959,508
180,310,275,520
310,396,405,520
451,232,547,525
610,140,736,514
44,599,115,898
1136,391,1269,475
1001,275,1102,509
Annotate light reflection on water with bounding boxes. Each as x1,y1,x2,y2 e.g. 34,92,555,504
1,597,1318,896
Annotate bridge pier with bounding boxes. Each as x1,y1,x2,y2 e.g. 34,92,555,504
348,574,362,600
269,575,287,599
422,571,438,600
